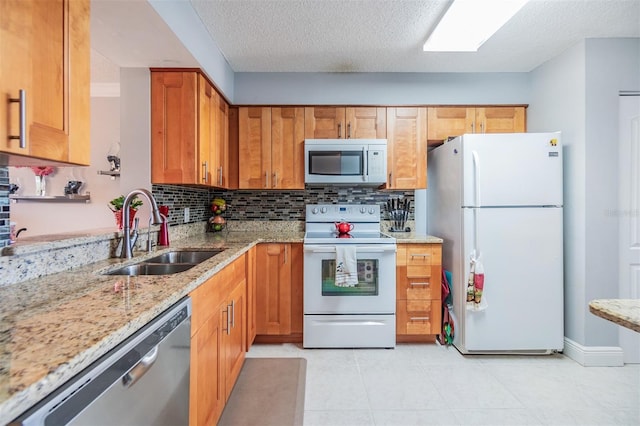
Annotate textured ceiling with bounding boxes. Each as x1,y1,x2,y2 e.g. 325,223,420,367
91,0,640,76
190,0,640,72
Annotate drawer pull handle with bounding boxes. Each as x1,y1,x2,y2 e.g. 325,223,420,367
410,282,430,286
410,253,431,258
410,317,430,321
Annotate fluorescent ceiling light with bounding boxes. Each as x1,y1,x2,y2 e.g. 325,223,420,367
423,0,529,52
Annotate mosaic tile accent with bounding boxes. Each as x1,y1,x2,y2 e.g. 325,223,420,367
151,184,414,224
207,187,415,222
0,167,9,248
152,184,212,225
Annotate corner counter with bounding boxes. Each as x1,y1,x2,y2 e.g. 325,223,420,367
589,299,640,333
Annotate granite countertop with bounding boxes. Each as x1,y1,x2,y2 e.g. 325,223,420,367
0,227,441,423
0,230,302,424
588,299,640,333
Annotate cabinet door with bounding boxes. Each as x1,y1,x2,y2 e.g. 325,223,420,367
198,75,216,186
304,107,346,139
345,107,386,139
151,71,198,184
190,301,225,426
256,243,292,335
476,106,526,134
238,107,271,188
224,280,246,401
271,107,305,189
0,0,90,164
213,94,229,187
427,107,475,143
386,107,427,189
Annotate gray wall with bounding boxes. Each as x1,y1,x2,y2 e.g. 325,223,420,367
528,38,640,347
234,72,530,105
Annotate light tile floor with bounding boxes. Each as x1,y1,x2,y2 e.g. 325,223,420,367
246,343,640,426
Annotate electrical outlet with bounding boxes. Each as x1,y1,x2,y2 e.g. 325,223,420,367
184,207,190,223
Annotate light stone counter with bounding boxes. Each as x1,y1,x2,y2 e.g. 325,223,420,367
0,229,303,425
589,299,640,333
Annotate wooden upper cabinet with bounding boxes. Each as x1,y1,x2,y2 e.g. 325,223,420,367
478,106,526,134
151,71,199,184
213,94,229,187
0,0,90,165
427,107,474,144
346,107,387,139
151,70,231,188
427,106,527,144
199,75,216,186
304,107,345,139
386,107,427,189
238,107,304,189
238,107,271,188
271,107,305,189
305,107,386,139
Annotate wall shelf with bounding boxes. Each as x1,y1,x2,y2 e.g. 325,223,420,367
98,170,120,177
10,194,91,203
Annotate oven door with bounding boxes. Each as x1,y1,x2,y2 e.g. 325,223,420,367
303,243,396,314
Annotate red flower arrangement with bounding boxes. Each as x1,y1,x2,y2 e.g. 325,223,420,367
30,166,56,176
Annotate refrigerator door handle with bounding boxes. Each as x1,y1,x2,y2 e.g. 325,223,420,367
472,150,481,255
472,150,481,207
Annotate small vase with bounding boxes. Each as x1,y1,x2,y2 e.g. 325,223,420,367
114,208,137,231
34,175,46,196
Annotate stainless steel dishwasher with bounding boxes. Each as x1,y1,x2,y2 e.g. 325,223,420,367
14,297,191,426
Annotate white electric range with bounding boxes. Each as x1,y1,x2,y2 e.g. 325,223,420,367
303,204,397,348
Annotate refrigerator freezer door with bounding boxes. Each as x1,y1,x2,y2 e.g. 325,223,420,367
461,206,564,352
462,133,563,207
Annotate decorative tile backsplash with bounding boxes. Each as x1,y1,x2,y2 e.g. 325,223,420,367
0,181,414,247
152,184,414,223
0,167,10,248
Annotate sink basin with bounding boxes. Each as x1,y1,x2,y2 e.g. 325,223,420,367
146,249,224,264
103,249,225,276
105,263,196,276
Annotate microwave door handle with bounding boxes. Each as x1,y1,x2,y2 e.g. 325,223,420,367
363,147,368,182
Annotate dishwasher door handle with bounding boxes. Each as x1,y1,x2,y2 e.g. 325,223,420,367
122,345,159,388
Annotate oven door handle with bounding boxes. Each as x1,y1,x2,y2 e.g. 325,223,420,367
304,246,396,253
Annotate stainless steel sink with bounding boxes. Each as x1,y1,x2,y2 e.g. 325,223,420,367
105,263,197,276
145,249,223,264
103,248,225,276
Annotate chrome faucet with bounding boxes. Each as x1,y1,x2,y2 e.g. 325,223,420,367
121,188,164,259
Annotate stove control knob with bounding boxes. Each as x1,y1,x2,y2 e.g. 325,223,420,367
360,207,366,214
321,206,327,213
311,207,319,214
369,208,376,214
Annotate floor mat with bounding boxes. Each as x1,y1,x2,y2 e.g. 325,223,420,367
218,357,307,426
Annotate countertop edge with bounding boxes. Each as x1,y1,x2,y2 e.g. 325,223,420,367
588,299,640,333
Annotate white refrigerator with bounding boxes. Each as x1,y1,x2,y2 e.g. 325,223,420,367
427,133,564,354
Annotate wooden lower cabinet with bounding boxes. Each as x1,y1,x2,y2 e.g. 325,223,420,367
255,243,303,342
396,243,442,342
189,255,246,426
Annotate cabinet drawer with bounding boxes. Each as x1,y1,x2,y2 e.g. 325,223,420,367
406,245,441,266
396,272,440,300
396,299,441,335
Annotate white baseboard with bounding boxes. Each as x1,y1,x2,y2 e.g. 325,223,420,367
563,337,624,366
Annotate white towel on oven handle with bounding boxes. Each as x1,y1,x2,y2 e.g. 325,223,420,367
335,245,358,287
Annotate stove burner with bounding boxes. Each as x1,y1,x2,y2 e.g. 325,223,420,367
336,233,353,238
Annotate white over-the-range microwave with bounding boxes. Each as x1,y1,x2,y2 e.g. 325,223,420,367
304,139,387,186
